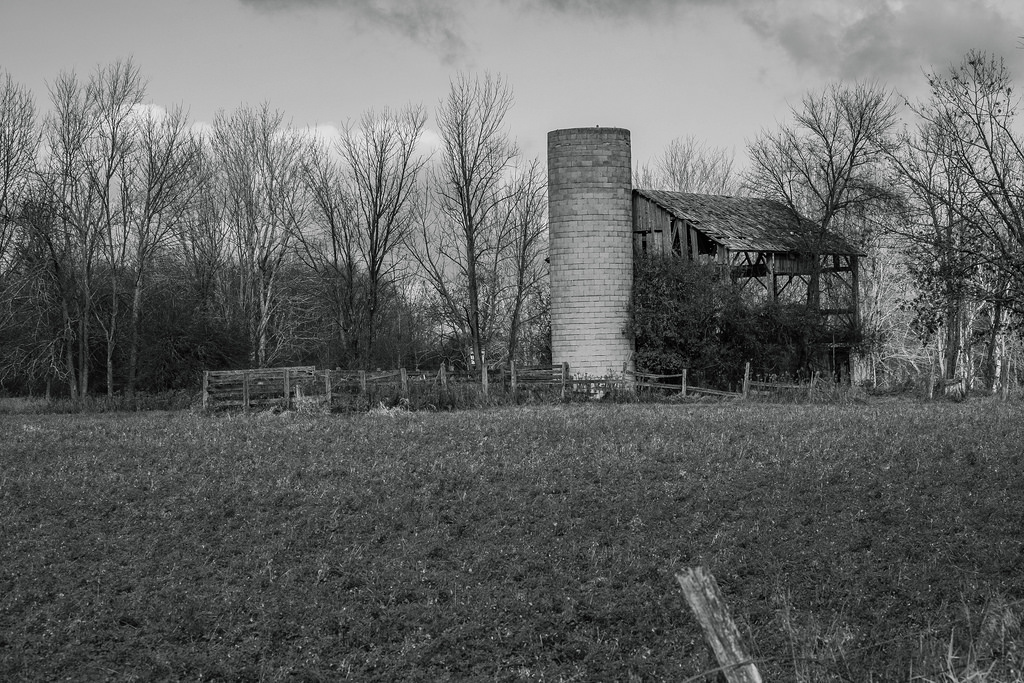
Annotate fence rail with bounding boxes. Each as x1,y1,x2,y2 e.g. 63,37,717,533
203,366,317,411
202,362,576,411
202,362,830,411
626,367,746,399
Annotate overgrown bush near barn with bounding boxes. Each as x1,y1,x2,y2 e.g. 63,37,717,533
632,254,835,388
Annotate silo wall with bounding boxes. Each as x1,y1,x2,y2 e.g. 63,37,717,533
547,127,634,378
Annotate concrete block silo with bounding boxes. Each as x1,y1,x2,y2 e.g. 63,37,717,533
548,127,634,378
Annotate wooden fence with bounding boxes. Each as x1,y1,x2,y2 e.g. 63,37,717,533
202,361,828,411
203,366,317,411
627,368,744,399
202,362,575,411
628,363,824,400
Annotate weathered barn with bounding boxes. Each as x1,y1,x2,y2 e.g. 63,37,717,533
548,127,863,379
632,189,863,347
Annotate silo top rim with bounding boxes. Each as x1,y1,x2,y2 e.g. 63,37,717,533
548,127,630,137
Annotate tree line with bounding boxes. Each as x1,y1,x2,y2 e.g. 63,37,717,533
2,50,1024,398
0,63,548,398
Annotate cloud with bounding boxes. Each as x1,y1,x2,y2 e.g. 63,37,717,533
234,0,1023,82
417,127,442,157
190,120,215,140
514,0,693,18
129,102,169,123
300,123,342,147
236,0,467,64
738,0,1024,84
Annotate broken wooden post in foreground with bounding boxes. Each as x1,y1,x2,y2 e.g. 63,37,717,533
676,566,762,683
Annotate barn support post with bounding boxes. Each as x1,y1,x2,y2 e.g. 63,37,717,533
202,371,209,411
676,567,763,683
851,255,860,326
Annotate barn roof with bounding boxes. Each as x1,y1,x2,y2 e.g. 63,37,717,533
634,188,865,257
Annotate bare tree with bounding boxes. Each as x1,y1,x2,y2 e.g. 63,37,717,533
0,70,41,387
213,103,310,367
904,51,1024,390
501,157,547,363
745,82,899,306
639,135,738,195
39,68,106,397
0,70,38,274
429,72,519,375
299,138,361,367
87,59,147,396
176,141,228,319
888,119,987,382
121,104,202,394
338,104,427,363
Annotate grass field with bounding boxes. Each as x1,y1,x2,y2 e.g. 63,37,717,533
2,399,1023,681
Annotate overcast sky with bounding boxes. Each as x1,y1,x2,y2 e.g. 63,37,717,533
2,0,1024,167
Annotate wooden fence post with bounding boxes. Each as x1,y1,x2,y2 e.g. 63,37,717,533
742,362,751,399
359,370,367,393
242,371,250,414
1001,355,1011,401
202,371,209,411
681,368,687,397
283,368,291,410
560,362,569,400
481,350,489,397
324,370,332,408
927,354,936,400
676,567,762,683
439,364,448,390
510,360,517,394
400,368,409,396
